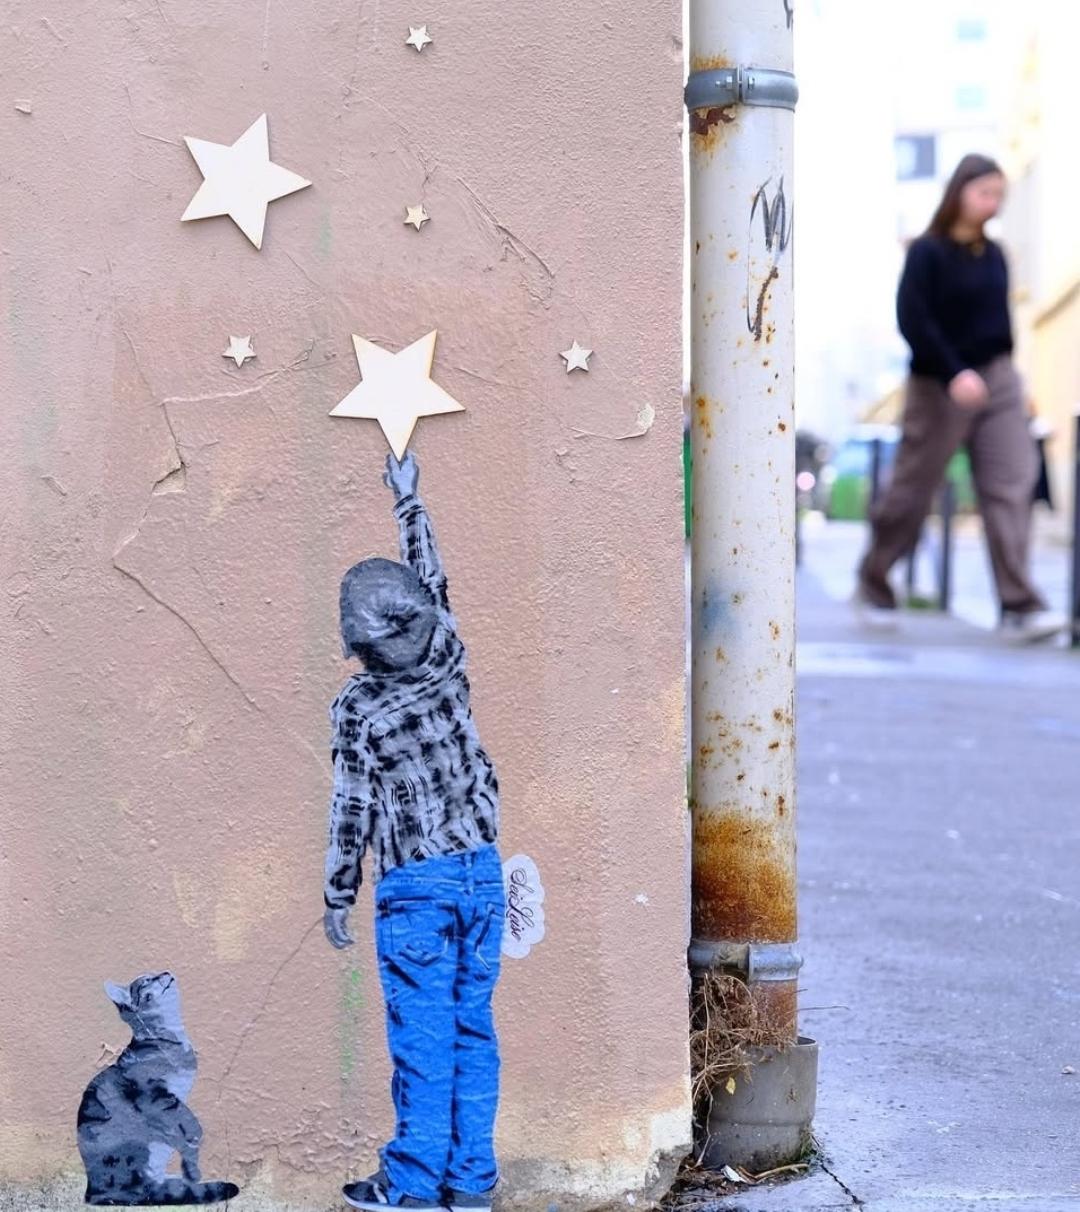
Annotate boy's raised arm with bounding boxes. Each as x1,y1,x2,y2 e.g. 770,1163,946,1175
385,452,451,616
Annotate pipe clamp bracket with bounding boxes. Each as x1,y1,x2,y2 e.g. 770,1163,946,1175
684,66,798,113
689,939,804,982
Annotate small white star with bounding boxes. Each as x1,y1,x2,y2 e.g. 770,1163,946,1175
560,340,592,373
404,204,430,231
182,113,311,250
405,25,432,51
223,335,256,367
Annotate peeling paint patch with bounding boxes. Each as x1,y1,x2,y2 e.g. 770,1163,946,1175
152,464,187,495
457,178,554,305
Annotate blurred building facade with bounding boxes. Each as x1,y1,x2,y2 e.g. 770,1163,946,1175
798,0,1078,509
795,0,1019,441
999,6,1080,524
858,2,1018,429
794,0,901,441
891,5,1013,244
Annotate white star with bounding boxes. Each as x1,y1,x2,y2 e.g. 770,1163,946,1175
222,336,256,367
182,113,311,250
405,25,433,51
330,330,465,459
404,204,430,231
560,340,593,373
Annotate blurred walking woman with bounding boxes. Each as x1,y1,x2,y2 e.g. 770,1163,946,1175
857,154,1063,641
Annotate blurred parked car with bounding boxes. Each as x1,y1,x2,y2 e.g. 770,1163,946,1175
795,430,832,513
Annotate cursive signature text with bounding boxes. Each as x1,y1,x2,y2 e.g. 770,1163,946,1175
506,867,537,942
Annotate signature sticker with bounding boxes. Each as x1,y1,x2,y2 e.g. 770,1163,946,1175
502,854,545,959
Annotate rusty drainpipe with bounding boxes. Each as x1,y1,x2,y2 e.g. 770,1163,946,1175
685,0,817,1172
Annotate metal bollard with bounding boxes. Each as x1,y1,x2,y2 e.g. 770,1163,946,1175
1071,412,1080,649
905,529,920,600
938,479,956,614
868,437,883,509
795,496,803,568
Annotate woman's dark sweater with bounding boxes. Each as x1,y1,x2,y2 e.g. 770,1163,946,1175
896,234,1013,384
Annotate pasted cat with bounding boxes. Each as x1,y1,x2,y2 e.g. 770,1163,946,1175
77,972,239,1206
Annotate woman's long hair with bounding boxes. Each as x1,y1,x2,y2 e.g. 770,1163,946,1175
926,153,1004,238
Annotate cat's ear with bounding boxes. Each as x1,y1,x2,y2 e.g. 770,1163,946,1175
104,981,132,1009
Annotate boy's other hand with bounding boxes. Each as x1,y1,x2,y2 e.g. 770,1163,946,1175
324,906,356,949
384,451,419,499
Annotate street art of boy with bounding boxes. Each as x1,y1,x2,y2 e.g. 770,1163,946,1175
323,452,505,1212
77,973,239,1207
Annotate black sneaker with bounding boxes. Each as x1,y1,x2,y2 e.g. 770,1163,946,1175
444,1189,495,1212
342,1171,442,1211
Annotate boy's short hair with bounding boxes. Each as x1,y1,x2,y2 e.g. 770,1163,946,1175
340,558,437,671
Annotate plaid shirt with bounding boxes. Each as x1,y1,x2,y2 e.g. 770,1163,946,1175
323,494,500,907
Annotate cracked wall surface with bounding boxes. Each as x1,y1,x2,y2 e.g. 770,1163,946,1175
0,2,689,1208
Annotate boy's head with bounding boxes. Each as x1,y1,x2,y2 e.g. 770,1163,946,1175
339,558,437,672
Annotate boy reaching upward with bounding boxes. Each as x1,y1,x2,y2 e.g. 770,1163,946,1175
324,452,504,1212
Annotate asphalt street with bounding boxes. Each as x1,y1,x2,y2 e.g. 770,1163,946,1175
694,518,1080,1212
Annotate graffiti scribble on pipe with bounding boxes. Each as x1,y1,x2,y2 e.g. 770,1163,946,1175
746,177,793,342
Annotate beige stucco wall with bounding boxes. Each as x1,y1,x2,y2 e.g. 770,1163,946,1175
0,3,688,1210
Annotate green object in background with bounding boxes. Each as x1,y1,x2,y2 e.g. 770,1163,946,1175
682,422,975,534
826,433,975,521
945,449,977,511
828,470,869,522
684,428,692,538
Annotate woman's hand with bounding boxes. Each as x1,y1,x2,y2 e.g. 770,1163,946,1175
948,369,989,409
383,451,419,498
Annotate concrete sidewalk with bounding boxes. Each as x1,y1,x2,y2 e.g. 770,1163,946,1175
686,534,1080,1212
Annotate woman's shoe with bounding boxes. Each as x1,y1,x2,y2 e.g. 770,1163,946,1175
997,609,1066,644
851,589,901,632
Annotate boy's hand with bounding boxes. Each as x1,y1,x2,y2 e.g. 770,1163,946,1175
383,451,419,499
323,906,355,949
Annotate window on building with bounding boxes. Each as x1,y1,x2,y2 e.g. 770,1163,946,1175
895,134,936,181
955,84,987,111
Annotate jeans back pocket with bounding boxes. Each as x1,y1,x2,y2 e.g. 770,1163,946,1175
382,898,454,969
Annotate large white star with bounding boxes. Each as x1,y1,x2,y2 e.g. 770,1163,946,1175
181,114,311,250
329,330,465,459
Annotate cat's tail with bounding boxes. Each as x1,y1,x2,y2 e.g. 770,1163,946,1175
145,1178,240,1205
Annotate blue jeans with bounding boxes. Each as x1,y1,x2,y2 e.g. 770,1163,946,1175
374,845,504,1202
